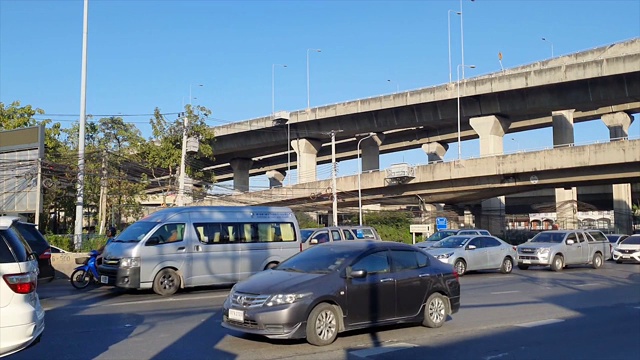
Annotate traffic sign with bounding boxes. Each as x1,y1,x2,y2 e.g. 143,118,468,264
436,217,448,230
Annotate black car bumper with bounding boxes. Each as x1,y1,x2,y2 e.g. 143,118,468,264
98,265,140,288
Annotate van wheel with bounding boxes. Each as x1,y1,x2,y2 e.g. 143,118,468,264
306,303,338,346
500,257,513,274
422,293,448,328
550,255,564,272
592,253,603,269
265,262,278,270
153,268,180,296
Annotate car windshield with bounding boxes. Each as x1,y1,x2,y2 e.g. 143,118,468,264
606,235,619,243
112,222,158,243
300,229,315,243
426,230,457,242
620,236,640,245
530,232,565,243
275,245,358,274
432,236,471,248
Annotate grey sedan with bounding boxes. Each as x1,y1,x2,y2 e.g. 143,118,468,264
424,235,517,276
221,241,460,346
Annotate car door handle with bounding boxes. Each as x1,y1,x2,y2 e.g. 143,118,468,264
419,273,431,278
177,247,186,252
194,245,202,252
379,278,394,283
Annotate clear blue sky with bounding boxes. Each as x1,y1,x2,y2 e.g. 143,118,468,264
1,0,639,189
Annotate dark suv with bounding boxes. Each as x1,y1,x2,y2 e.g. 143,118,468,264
0,216,54,281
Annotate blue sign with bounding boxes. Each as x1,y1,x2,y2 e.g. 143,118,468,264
436,217,448,230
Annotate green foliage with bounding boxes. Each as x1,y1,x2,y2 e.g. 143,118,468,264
0,101,44,129
295,211,319,228
362,210,413,244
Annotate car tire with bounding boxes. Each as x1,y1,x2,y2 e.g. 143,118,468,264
306,303,338,346
616,259,622,264
454,259,467,276
153,268,181,296
517,264,529,270
592,253,603,269
422,293,448,328
500,257,513,274
550,255,564,272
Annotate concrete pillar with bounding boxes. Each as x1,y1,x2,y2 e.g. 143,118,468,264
421,142,449,163
230,158,252,192
555,188,578,229
552,110,577,227
478,197,505,236
602,112,634,234
360,133,385,172
463,208,474,229
601,112,632,140
291,138,322,184
266,170,285,188
552,109,575,147
469,115,510,156
613,183,633,234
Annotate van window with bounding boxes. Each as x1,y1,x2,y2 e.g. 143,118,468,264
331,230,342,241
193,222,296,244
355,228,375,239
342,230,355,240
148,223,185,244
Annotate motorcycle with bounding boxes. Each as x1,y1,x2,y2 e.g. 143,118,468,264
70,250,102,289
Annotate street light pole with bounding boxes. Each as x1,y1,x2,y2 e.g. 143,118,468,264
272,64,287,116
447,9,460,83
330,130,338,226
459,0,475,79
357,132,375,226
177,112,188,207
542,37,554,57
457,64,476,160
307,48,321,109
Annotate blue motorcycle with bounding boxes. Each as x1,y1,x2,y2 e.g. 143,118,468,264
70,250,102,289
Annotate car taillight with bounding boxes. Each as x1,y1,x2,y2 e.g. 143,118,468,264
453,269,459,281
39,248,52,260
2,272,37,294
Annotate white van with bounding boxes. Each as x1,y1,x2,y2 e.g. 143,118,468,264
98,206,301,295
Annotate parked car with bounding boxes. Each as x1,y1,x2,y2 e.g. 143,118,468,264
0,216,54,282
0,217,45,357
612,234,640,263
415,229,491,250
423,235,516,276
517,230,610,271
301,226,381,250
222,240,460,346
49,245,67,254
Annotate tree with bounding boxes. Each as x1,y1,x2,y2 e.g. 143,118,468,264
0,101,44,129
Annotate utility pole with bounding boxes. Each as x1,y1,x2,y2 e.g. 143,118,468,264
177,112,188,206
74,0,89,249
331,130,338,226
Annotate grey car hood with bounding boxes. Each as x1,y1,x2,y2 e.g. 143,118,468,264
426,247,460,256
518,242,560,249
234,269,326,294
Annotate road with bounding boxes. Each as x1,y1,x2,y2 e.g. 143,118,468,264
13,261,640,360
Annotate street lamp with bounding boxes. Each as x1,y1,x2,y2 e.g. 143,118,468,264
457,64,476,160
459,0,475,79
307,48,321,109
387,79,399,93
542,37,554,57
447,9,461,83
357,132,375,226
272,64,287,116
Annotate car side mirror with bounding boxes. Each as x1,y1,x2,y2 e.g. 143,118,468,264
467,244,477,250
310,239,318,245
349,268,367,279
146,237,160,246
566,239,575,245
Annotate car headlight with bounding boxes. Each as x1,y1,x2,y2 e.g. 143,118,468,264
119,257,140,268
436,252,454,260
265,293,311,307
537,248,550,255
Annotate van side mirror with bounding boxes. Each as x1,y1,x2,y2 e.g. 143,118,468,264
146,237,160,246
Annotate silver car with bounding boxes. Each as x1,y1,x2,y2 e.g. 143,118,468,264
424,235,517,276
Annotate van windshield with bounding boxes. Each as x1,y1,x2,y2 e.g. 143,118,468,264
113,222,158,243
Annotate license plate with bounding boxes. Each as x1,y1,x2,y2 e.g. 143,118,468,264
100,275,109,284
228,309,244,322
622,256,630,259
523,260,531,264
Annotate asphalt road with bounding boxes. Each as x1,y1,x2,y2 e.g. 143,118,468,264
13,261,640,360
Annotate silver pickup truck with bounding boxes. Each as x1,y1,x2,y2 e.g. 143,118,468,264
517,230,610,271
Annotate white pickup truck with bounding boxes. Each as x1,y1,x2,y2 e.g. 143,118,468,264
517,230,611,271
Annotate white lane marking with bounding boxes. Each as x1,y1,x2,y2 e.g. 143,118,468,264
104,294,228,307
515,319,564,328
491,290,520,295
350,343,417,358
484,353,510,360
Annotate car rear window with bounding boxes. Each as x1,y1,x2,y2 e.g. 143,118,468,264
0,229,30,263
13,222,49,253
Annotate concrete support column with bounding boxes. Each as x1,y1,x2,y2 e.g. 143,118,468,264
230,158,253,192
266,170,286,188
421,142,449,163
555,187,578,229
613,183,633,234
479,197,505,236
463,208,474,229
552,109,575,147
291,138,322,184
552,109,577,226
601,112,632,140
360,133,385,172
469,115,510,156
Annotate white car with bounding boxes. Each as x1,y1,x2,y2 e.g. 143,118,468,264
0,218,45,358
612,234,640,263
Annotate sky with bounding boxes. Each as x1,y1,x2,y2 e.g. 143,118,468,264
1,0,639,191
